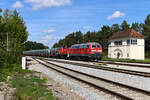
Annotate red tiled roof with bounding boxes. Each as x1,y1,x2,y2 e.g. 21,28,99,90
109,29,143,40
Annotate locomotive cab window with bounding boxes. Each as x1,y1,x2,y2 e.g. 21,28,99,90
87,45,90,48
71,46,75,49
83,45,87,48
97,45,101,48
80,45,84,48
92,45,96,48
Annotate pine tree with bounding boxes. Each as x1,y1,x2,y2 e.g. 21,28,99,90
112,24,120,33
142,15,150,36
121,20,130,30
142,14,150,57
131,22,143,33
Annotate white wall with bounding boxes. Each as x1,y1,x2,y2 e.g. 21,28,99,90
129,38,145,60
108,38,145,60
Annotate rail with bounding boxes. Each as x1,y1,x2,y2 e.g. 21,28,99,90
34,58,150,100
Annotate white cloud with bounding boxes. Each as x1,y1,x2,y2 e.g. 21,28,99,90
40,35,51,43
25,0,71,10
107,11,125,20
12,1,24,8
83,26,93,30
44,29,56,33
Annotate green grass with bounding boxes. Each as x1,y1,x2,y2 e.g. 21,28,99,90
0,62,30,82
95,63,107,66
10,73,55,100
102,57,150,64
0,57,55,100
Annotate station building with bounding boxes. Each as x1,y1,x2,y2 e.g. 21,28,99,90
108,29,145,60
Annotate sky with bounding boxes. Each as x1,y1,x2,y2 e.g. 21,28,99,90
1,0,150,48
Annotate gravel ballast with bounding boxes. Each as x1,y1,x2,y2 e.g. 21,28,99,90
28,58,120,100
48,61,150,92
50,58,150,73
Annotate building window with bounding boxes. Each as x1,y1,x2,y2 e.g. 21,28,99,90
127,40,130,45
131,39,137,44
127,39,137,45
119,41,122,45
114,41,122,46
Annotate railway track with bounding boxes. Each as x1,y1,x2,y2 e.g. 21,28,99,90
98,61,150,68
34,58,150,100
43,58,150,77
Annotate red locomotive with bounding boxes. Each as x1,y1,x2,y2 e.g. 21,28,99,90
58,42,102,60
23,42,103,60
69,42,102,60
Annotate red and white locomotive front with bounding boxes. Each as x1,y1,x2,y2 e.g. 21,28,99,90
86,42,103,60
70,42,102,60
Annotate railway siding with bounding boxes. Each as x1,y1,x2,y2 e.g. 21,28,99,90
28,57,118,100
99,61,150,68
46,58,150,74
36,58,150,100
43,61,150,100
99,63,150,74
46,60,150,92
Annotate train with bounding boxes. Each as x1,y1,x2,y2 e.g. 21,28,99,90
23,42,103,61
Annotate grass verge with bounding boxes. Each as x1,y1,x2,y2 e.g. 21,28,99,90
10,72,55,100
0,59,55,100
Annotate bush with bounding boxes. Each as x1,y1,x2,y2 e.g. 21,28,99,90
0,60,27,82
145,52,150,58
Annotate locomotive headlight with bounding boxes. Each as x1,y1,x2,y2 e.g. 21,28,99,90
98,50,102,52
91,50,96,52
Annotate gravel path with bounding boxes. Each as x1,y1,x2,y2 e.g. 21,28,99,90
28,58,120,100
47,61,150,92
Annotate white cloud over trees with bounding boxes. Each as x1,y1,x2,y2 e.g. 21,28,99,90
107,11,125,20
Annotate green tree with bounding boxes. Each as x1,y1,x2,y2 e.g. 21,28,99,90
53,31,84,48
24,41,49,50
75,31,83,43
131,22,143,33
0,9,28,62
0,8,4,50
0,8,28,81
142,14,150,57
121,20,130,30
84,31,92,42
53,43,59,48
97,25,112,50
112,24,120,33
142,15,150,36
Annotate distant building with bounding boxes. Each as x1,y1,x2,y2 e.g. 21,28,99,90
108,29,145,60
